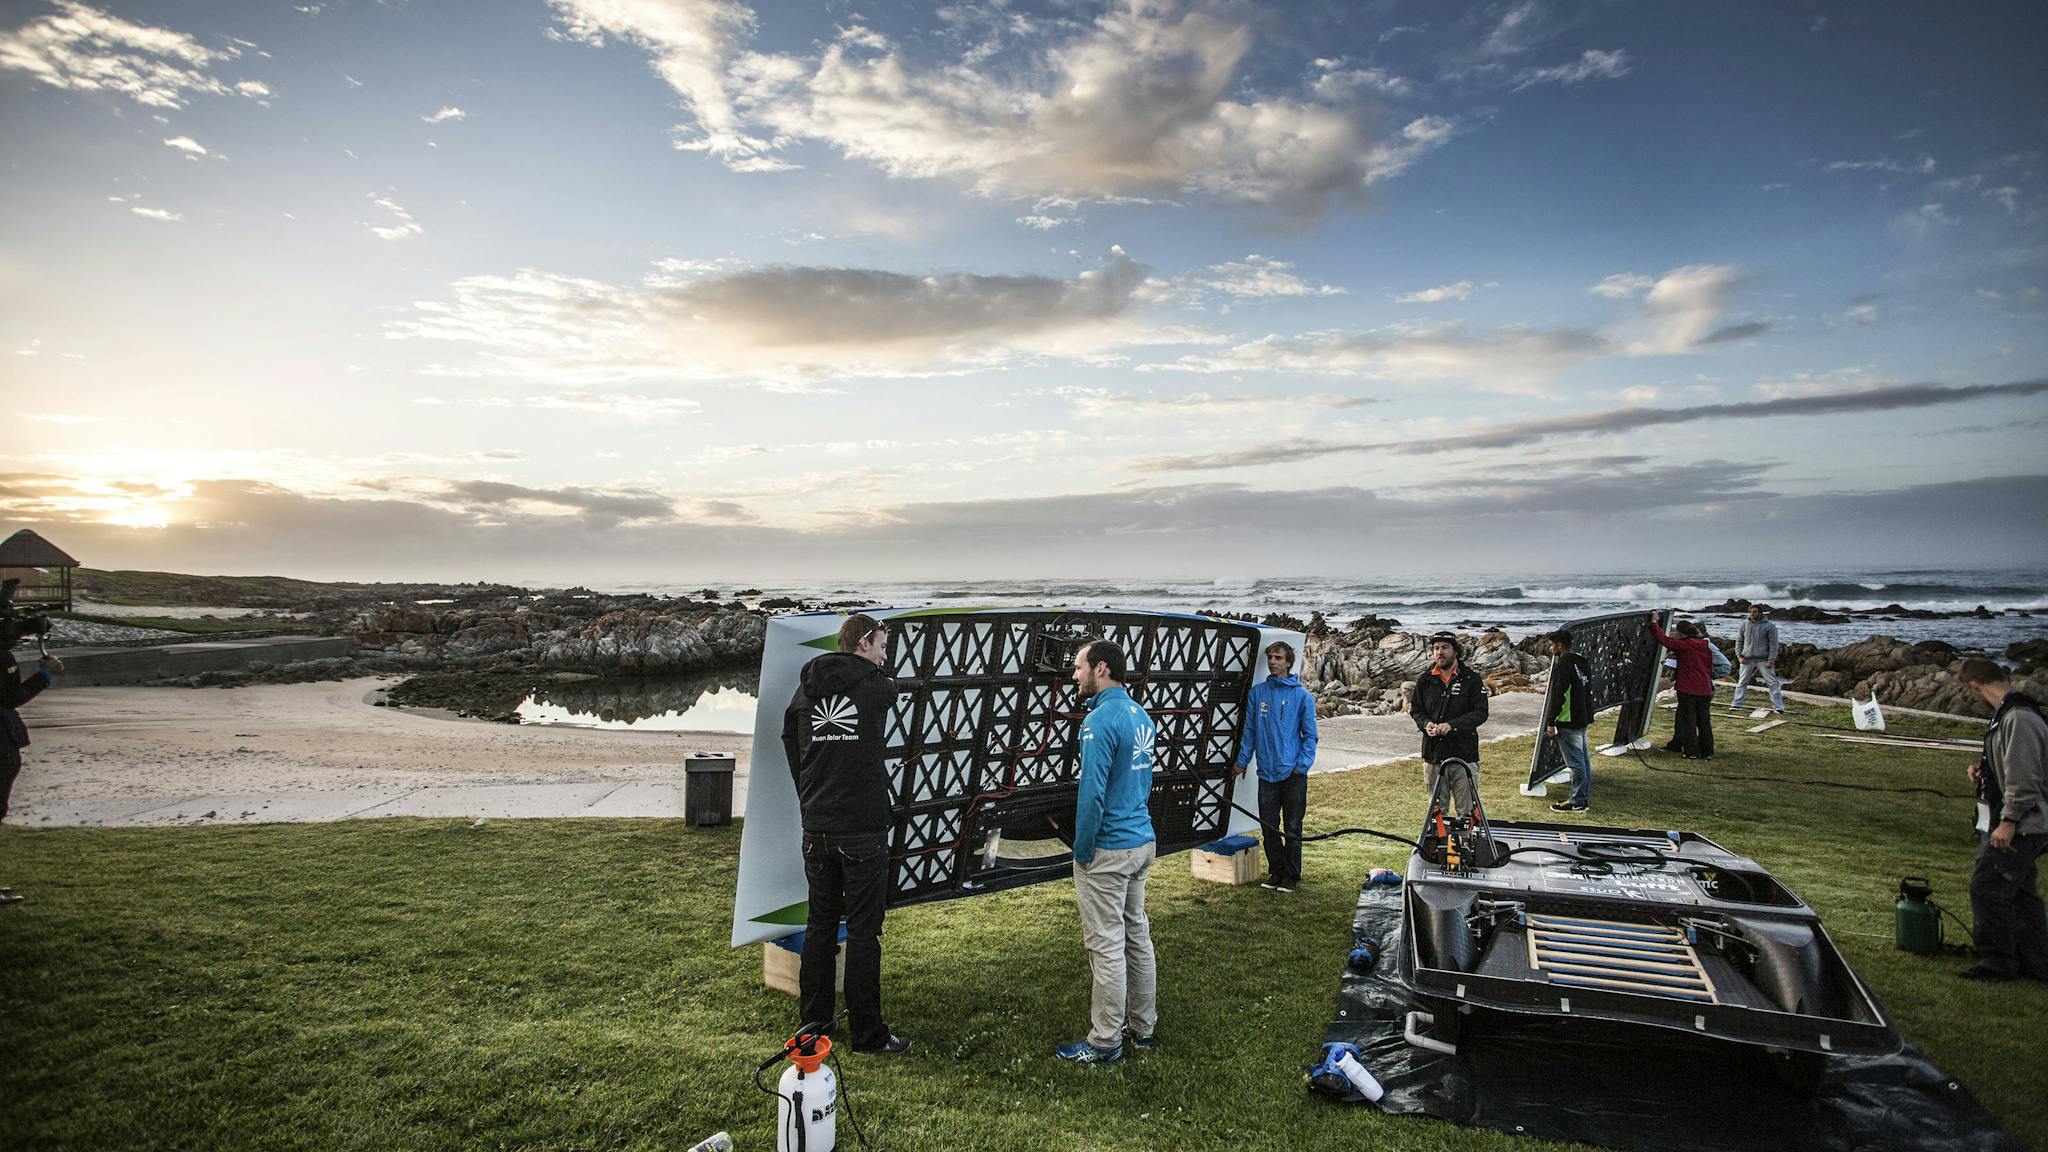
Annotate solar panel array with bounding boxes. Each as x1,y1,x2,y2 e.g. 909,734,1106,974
1527,609,1672,789
876,611,1260,905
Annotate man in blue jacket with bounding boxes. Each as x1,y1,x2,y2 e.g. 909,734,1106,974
1057,639,1158,1066
1233,641,1319,893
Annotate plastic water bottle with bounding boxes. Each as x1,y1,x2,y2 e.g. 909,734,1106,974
777,1043,837,1152
685,1134,734,1152
1332,1050,1386,1103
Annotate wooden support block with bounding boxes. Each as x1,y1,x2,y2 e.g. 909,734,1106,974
1190,833,1261,885
763,928,845,997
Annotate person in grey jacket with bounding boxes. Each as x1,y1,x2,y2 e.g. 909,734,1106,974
1730,604,1784,713
1957,658,2048,983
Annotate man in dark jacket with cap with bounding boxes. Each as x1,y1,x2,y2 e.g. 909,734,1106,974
780,612,910,1054
2,603,61,825
1410,631,1489,796
3,599,61,905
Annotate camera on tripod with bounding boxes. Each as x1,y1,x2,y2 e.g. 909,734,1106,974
0,579,51,646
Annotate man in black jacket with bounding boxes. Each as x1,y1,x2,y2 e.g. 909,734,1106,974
1410,631,1488,797
1544,630,1595,813
780,612,911,1054
4,601,61,906
3,607,61,824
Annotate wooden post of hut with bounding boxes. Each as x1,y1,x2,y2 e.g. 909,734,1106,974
0,529,80,614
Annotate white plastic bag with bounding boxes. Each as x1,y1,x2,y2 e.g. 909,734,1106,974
1852,694,1885,732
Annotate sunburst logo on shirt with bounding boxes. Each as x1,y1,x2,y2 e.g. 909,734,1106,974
811,695,858,736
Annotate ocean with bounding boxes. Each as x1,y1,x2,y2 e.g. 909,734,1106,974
608,568,2048,653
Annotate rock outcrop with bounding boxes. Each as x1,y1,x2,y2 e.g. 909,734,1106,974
1769,634,2047,717
351,594,766,677
1305,627,1545,717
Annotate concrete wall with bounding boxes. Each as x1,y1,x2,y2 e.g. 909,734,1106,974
15,636,356,687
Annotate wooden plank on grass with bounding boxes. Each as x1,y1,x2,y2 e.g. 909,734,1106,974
1820,734,1978,753
1747,719,1788,734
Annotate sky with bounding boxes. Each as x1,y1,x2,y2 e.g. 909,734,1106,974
1,0,2044,585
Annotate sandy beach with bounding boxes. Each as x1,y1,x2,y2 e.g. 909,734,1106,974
4,677,1546,828
9,678,752,826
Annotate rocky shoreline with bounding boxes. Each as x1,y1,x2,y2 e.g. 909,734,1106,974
36,572,2045,723
1294,617,2048,720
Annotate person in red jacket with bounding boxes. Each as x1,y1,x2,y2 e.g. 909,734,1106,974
1651,615,1715,760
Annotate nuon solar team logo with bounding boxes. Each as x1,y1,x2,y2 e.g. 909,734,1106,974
810,695,860,741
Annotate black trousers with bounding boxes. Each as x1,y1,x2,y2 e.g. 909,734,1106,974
1257,773,1308,885
1672,692,1714,758
800,830,891,1049
1969,830,2048,978
0,743,19,822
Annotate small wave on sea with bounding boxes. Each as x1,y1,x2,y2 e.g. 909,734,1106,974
1521,582,1780,604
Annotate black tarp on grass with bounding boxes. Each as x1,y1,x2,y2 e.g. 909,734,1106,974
1318,884,2026,1152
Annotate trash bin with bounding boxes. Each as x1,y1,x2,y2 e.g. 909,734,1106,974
685,754,736,826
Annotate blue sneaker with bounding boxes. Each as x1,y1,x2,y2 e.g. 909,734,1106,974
1126,1029,1156,1051
1055,1039,1124,1065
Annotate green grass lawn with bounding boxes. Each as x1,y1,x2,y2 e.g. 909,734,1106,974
2,702,2043,1151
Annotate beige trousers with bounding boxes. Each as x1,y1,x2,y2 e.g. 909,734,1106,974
1073,841,1158,1049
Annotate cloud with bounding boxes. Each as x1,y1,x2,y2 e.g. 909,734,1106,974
162,134,207,155
1128,378,2048,472
696,499,757,523
444,480,674,521
1824,155,1936,176
1890,202,1957,238
1985,186,2019,213
392,247,1157,384
366,193,422,240
1615,264,1759,355
1394,280,1476,303
1041,385,1379,420
1589,272,1653,299
421,105,466,123
1151,263,1758,391
1479,1,1550,57
558,1,1441,214
1145,324,1610,394
546,0,781,170
1512,48,1631,91
1016,214,1073,230
524,392,699,419
0,1,269,110
1140,254,1345,306
13,464,2048,581
1698,320,1769,344
1311,61,1411,100
1361,114,1460,184
129,205,181,222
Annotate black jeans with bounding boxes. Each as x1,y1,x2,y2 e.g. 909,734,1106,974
1672,692,1714,758
0,743,20,821
1969,830,2048,978
800,831,892,1049
1257,773,1308,885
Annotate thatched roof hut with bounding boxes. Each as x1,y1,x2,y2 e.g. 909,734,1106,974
0,529,80,613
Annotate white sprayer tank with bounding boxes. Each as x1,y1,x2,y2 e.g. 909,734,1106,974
777,1058,836,1152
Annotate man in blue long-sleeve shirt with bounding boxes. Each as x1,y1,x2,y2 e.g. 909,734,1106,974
1056,639,1158,1066
1233,642,1319,892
